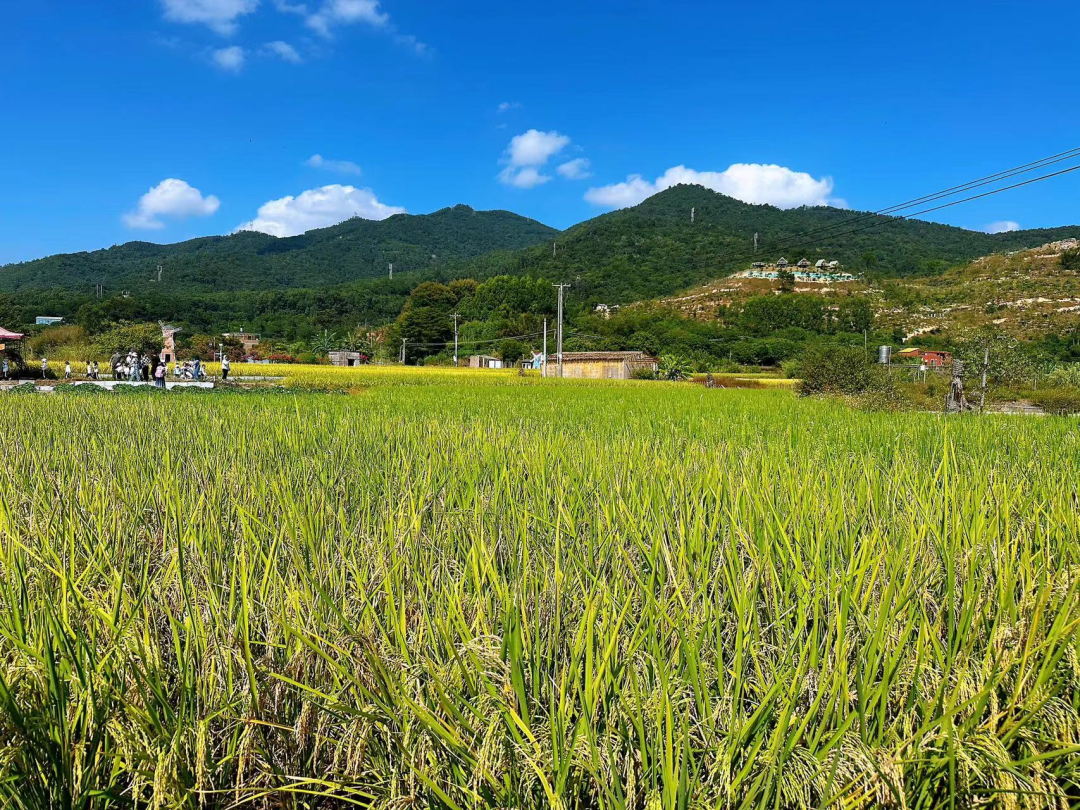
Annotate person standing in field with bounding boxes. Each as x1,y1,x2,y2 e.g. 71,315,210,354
65,361,72,380
221,355,231,381
154,361,167,389
193,357,202,382
41,357,49,379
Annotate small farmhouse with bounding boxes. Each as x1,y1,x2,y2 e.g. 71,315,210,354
897,347,953,367
557,351,659,380
469,355,503,369
224,331,261,353
329,350,369,367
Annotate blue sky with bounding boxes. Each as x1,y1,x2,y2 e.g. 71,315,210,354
2,0,1078,264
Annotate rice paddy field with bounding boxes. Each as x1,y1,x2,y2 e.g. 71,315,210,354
1,378,1079,809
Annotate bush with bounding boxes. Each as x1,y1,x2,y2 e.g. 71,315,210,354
1030,387,1080,415
797,345,874,396
1061,248,1080,271
93,323,163,358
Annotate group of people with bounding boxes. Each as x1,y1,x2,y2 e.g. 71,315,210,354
112,352,157,384
14,353,231,387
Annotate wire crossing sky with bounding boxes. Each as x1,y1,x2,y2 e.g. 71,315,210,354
1,0,1078,264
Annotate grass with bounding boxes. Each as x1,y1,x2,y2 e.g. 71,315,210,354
0,382,1079,808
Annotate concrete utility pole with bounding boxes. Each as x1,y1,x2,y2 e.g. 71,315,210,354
451,313,460,366
691,207,695,224
389,263,393,279
400,338,407,364
552,283,570,377
157,264,163,283
754,232,759,251
542,317,548,378
553,241,557,258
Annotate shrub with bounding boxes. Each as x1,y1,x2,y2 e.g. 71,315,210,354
659,355,692,382
797,345,874,396
1061,248,1080,271
1030,387,1080,415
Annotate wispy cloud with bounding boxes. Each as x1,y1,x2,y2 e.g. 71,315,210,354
306,154,363,175
497,101,523,114
557,158,592,180
984,220,1021,234
263,40,303,63
211,45,246,72
160,0,258,36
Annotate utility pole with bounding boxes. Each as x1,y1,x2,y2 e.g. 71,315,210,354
157,264,163,283
553,241,557,259
979,345,990,412
691,207,695,224
754,232,759,252
451,313,460,367
552,283,570,377
400,338,407,364
542,317,548,378
389,263,393,280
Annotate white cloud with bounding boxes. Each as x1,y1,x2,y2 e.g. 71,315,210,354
497,101,523,114
305,0,388,35
585,163,838,210
394,33,429,55
557,158,592,180
498,129,572,188
161,0,258,35
985,220,1021,234
263,40,303,63
306,154,362,175
497,166,552,189
237,184,405,237
123,179,221,230
211,45,245,71
505,129,570,167
300,0,427,52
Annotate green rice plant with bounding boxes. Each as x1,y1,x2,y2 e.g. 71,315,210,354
0,383,1078,808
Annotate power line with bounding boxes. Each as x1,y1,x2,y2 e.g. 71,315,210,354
650,151,1080,282
749,146,1080,256
750,163,1080,267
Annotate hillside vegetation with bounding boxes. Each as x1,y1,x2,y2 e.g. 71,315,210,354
3,186,1079,347
0,205,558,295
457,185,1080,305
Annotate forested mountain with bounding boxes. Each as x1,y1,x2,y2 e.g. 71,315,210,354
455,185,1080,306
0,205,558,295
3,185,1079,342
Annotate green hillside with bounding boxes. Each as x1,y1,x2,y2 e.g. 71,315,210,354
0,205,558,295
3,185,1079,343
459,185,1080,304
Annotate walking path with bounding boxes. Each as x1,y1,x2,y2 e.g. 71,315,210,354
0,380,215,393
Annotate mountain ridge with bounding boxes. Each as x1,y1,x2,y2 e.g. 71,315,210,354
0,205,559,295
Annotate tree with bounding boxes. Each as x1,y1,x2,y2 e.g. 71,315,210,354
1061,248,1080,271
92,323,163,358
797,345,874,396
777,266,796,293
660,355,692,381
309,330,339,357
